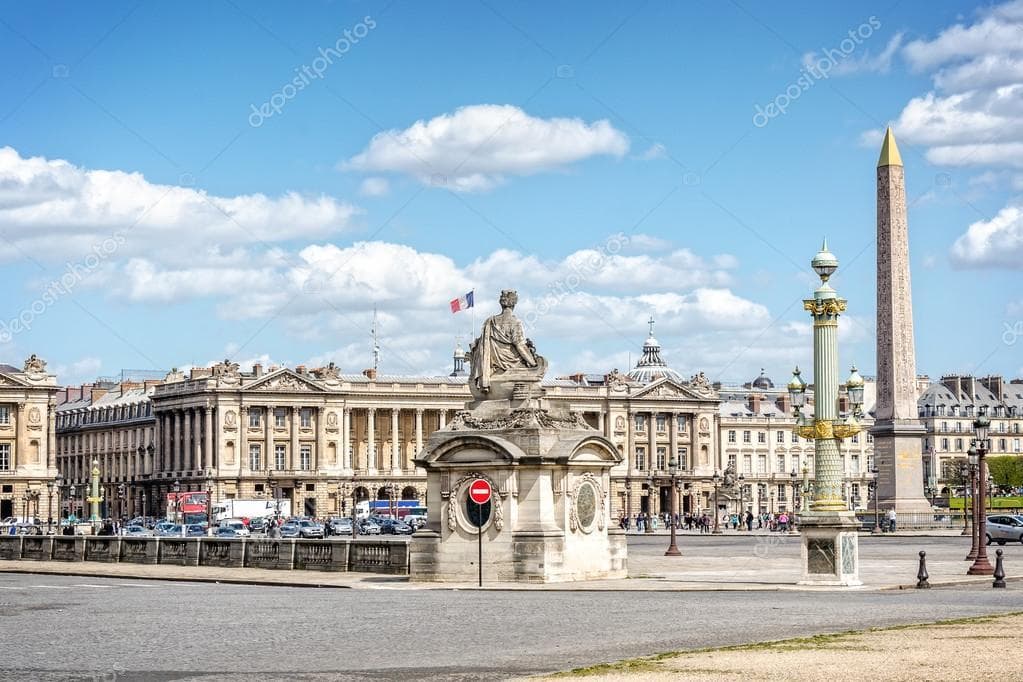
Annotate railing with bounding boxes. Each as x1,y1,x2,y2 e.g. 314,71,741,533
0,535,409,574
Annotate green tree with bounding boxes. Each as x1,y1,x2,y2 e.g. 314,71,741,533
986,456,1023,491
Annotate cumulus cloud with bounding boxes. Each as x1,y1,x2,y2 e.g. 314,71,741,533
343,104,629,191
358,177,390,197
951,204,1023,268
0,146,358,264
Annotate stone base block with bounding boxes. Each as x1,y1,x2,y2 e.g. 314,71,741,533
244,539,295,569
200,539,246,567
21,536,52,560
799,513,861,587
120,538,160,564
295,539,348,571
84,538,122,562
159,538,200,566
51,536,85,561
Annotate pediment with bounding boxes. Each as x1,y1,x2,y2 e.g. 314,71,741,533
633,377,710,401
0,372,32,388
244,369,324,393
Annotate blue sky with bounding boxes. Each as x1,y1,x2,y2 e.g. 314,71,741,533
1,1,1021,386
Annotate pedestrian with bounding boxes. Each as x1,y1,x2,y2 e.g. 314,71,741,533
745,510,753,531
886,508,897,533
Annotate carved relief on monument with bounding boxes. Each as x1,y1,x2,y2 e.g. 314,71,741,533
569,476,600,534
251,374,315,392
223,410,238,431
27,406,42,428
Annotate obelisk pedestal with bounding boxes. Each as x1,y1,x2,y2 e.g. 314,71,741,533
870,128,932,516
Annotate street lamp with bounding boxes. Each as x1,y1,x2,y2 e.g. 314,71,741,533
736,474,746,529
47,475,58,534
959,460,972,536
68,484,77,525
664,457,681,556
711,471,722,534
172,479,185,537
205,475,214,535
966,447,980,559
968,415,994,576
868,467,881,534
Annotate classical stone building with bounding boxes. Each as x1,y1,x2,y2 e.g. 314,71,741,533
918,374,1023,491
0,356,59,522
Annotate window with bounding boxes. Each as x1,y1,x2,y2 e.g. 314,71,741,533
851,434,859,443
1000,439,1007,452
677,416,686,432
274,444,286,470
677,447,688,470
850,455,859,474
955,438,963,450
941,438,949,450
728,453,737,471
757,454,767,473
757,432,766,444
1015,439,1021,453
743,430,751,443
249,444,261,470
776,431,784,443
791,432,799,443
275,409,286,428
635,447,646,470
776,454,785,473
0,443,9,470
300,409,312,428
655,446,666,470
656,415,666,432
728,430,736,443
743,454,752,473
778,484,787,501
635,415,646,432
249,410,261,428
0,407,10,425
866,433,873,443
300,444,311,470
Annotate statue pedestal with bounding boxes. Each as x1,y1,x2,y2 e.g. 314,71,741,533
411,404,626,583
798,512,862,587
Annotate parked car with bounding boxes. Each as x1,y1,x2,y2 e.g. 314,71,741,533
986,515,1023,545
122,525,152,537
297,519,324,539
214,527,241,538
379,519,413,535
218,520,251,537
157,524,206,538
248,517,267,533
154,521,176,535
359,520,381,535
329,518,354,535
279,522,301,538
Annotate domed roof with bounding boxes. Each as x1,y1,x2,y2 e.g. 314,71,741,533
627,317,683,384
751,369,774,390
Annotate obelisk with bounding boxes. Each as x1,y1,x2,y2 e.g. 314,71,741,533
870,128,931,514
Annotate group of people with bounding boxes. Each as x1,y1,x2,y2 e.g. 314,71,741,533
618,510,798,532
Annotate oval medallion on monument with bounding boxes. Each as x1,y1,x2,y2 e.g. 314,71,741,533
576,481,597,530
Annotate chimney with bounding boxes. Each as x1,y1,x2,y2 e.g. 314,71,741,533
966,376,977,403
747,393,762,414
363,368,377,380
91,386,109,401
252,363,263,377
979,375,1005,401
143,379,162,390
838,394,849,414
941,375,962,401
776,394,791,414
295,365,306,375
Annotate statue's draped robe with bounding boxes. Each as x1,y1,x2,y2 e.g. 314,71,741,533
470,314,534,393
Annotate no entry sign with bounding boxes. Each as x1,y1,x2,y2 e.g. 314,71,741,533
468,479,492,505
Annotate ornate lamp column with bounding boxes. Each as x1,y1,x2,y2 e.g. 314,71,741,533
788,242,864,586
86,459,103,532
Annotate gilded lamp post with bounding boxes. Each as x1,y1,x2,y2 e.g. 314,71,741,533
788,241,865,586
86,459,104,532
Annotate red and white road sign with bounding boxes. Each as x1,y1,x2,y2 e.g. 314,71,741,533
468,479,492,505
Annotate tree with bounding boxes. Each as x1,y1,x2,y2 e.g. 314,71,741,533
986,456,1023,492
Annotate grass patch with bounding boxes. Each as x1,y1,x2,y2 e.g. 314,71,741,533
545,611,1023,678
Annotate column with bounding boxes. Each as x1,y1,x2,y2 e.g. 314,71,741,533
669,411,679,469
648,411,657,470
203,406,213,472
152,417,160,476
172,410,181,473
316,407,325,471
391,408,401,474
341,408,351,472
15,404,25,467
192,407,202,473
182,408,192,473
367,408,377,474
414,408,424,476
163,413,171,474
290,407,300,471
438,409,446,429
265,405,274,471
47,398,57,471
597,410,606,437
239,406,249,471
626,407,636,475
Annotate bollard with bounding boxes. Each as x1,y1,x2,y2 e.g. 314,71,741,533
993,549,1006,588
916,550,930,589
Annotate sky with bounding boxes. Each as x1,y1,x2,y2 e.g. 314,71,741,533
0,0,1021,387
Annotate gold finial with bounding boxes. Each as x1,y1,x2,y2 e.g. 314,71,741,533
877,127,903,168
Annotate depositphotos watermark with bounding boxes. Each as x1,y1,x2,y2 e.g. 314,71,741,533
249,16,376,127
1004,321,1023,346
753,16,881,128
0,233,125,343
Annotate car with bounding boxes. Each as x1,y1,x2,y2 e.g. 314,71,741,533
297,520,324,539
985,515,1023,545
279,523,301,538
329,518,354,535
359,520,381,535
122,525,152,537
218,520,251,537
379,519,413,535
157,524,206,538
214,527,241,538
248,517,267,533
154,521,176,535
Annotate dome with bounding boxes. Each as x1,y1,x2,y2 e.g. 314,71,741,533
627,317,683,384
751,369,774,390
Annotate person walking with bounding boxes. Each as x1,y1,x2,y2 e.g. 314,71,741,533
745,510,753,531
779,512,789,532
886,508,897,533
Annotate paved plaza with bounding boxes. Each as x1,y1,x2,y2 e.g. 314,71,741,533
1,534,1022,680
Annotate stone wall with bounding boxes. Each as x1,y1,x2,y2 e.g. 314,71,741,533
0,535,409,574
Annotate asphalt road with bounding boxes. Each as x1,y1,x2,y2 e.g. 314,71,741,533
2,543,1023,682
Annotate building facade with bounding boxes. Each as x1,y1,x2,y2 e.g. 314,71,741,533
0,356,59,522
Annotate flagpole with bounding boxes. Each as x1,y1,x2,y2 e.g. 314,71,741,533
471,288,477,340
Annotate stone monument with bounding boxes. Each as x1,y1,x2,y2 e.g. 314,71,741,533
411,290,627,583
870,128,931,514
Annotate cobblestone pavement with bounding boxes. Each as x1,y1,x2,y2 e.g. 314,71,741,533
1,567,1022,680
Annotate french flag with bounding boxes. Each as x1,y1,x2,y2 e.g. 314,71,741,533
450,290,474,313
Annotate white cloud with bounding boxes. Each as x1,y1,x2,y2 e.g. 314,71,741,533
635,143,667,160
50,356,102,384
902,3,1023,71
358,177,390,197
950,204,1023,268
343,104,629,191
803,32,904,76
0,146,359,264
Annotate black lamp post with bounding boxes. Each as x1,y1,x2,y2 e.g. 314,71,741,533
869,467,881,534
172,479,184,537
737,474,746,529
47,475,58,534
968,415,994,575
664,457,681,556
205,475,214,535
712,471,722,534
68,484,76,523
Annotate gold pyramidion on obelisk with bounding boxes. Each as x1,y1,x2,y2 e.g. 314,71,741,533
870,127,931,514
